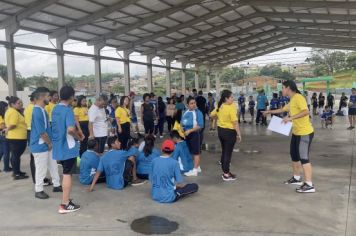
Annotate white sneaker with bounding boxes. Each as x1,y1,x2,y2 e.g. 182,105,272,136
160,136,163,139
184,169,198,177
197,166,202,173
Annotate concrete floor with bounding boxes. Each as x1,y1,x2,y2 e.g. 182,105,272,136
0,116,355,236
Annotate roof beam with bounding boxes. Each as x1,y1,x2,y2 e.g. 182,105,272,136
49,0,141,38
282,28,356,37
260,12,356,22
87,0,203,45
294,43,356,51
142,12,266,55
205,37,290,64
186,30,284,61
0,0,59,29
285,34,356,45
272,21,356,31
117,3,248,50
241,0,356,9
163,22,272,59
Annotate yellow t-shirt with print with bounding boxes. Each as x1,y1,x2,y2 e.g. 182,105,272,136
283,93,314,136
0,116,4,126
24,103,34,130
115,107,131,124
210,103,238,130
73,107,89,122
45,102,56,122
5,107,27,140
173,121,185,138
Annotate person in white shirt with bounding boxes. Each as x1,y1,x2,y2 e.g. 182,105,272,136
88,94,109,153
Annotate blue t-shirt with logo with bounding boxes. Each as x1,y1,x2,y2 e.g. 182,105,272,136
136,148,160,175
238,96,246,108
51,103,79,161
279,96,290,107
97,149,135,190
350,94,356,108
30,106,52,153
321,110,334,119
171,141,193,173
270,98,280,109
150,156,183,203
181,109,204,131
257,95,268,110
80,150,100,185
248,100,255,109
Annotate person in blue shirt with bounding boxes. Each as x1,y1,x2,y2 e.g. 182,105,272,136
181,96,204,177
256,90,268,126
348,88,356,130
175,97,186,112
51,85,84,214
269,93,280,117
238,92,247,123
150,139,198,203
170,130,194,173
321,106,335,129
136,135,160,179
30,87,61,200
88,136,145,191
79,139,105,185
248,95,256,124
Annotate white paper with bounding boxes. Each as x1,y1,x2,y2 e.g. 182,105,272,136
267,116,292,136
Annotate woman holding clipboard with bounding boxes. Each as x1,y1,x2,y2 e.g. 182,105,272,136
263,80,315,193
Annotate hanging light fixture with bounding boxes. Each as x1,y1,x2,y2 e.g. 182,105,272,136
293,47,297,52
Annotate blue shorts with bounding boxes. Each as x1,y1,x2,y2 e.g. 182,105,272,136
131,117,138,124
185,131,201,155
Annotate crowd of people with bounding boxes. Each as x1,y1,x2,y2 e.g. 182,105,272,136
0,82,355,214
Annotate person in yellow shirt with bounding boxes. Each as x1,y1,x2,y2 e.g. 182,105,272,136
263,80,315,193
0,101,11,172
24,95,36,183
210,90,241,181
5,96,28,180
115,96,131,150
45,90,59,123
73,96,88,156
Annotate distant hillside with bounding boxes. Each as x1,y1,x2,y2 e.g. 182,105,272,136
305,71,355,90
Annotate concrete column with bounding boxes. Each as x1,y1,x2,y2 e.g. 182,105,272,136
181,62,187,96
194,65,199,90
94,44,104,97
206,67,211,93
56,35,67,90
165,59,172,98
5,25,18,96
123,50,131,95
147,55,154,93
215,70,221,96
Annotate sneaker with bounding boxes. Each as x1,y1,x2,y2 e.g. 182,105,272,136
296,183,316,193
13,174,29,180
35,191,49,199
58,200,80,214
43,178,53,186
184,169,198,177
3,167,12,172
222,173,237,181
53,186,63,192
284,176,303,185
347,126,355,130
218,161,222,165
243,120,247,123
197,166,202,173
160,136,164,139
131,179,147,186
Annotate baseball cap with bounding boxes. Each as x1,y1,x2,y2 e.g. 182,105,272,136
161,139,175,152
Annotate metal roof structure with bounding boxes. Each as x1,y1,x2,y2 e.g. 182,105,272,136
1,0,356,67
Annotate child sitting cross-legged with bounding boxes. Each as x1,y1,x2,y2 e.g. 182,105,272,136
321,106,335,129
136,135,161,180
88,136,145,192
170,130,194,173
150,139,199,203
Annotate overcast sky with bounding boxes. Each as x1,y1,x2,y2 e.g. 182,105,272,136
0,30,312,78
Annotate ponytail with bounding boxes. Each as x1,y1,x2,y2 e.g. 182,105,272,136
6,96,20,106
217,90,232,112
143,135,155,157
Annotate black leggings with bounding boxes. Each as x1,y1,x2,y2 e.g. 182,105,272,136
166,116,174,132
118,122,130,150
8,139,27,175
79,121,89,157
256,109,267,125
290,133,314,165
144,120,154,135
218,127,237,174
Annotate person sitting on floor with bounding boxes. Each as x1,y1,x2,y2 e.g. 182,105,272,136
150,139,198,203
170,130,194,173
127,137,140,155
79,139,105,185
321,106,335,129
88,136,145,192
136,135,160,180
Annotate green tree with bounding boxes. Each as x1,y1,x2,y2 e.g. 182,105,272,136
346,52,356,70
309,48,347,75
